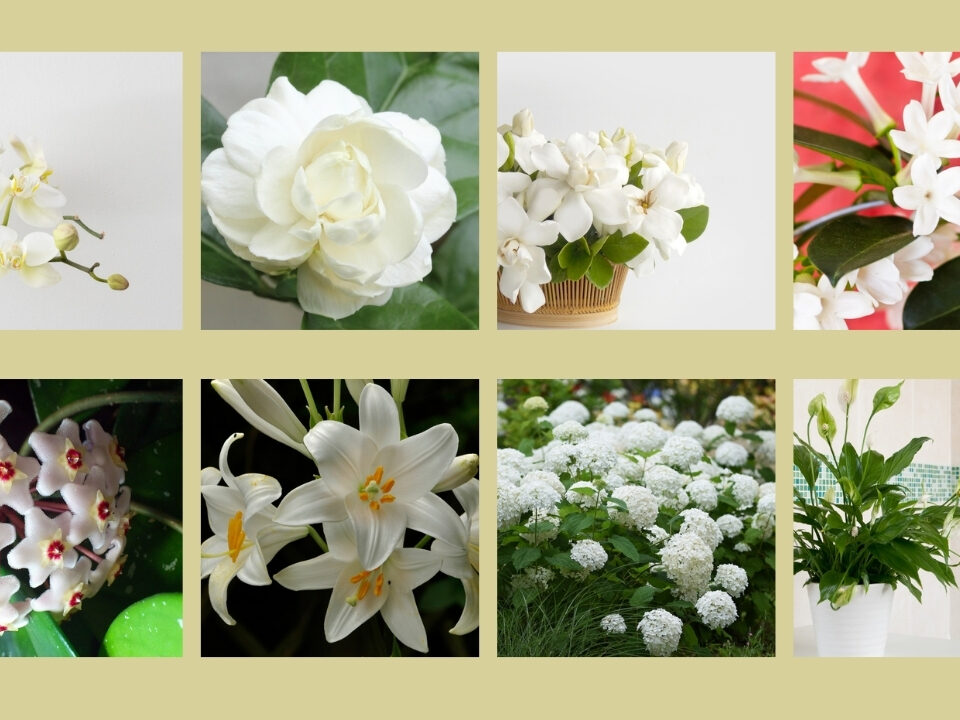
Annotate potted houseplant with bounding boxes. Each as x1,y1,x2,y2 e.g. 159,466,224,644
794,380,960,656
496,110,710,327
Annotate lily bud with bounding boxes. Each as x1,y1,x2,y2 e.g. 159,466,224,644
433,453,479,492
107,274,129,290
53,222,79,252
390,379,409,403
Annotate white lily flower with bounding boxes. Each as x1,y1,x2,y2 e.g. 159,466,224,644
433,453,479,492
895,52,960,117
273,383,459,570
842,257,903,306
0,227,60,287
201,433,308,625
211,379,309,457
803,53,894,135
275,519,441,652
889,101,960,162
793,276,874,330
344,379,373,405
431,478,479,634
497,197,556,313
892,154,960,236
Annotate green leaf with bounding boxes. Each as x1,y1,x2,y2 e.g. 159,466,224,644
29,379,129,425
610,535,640,563
302,283,476,329
102,593,183,657
450,178,478,221
200,209,269,294
794,89,873,134
423,211,478,325
512,546,541,571
0,603,77,657
545,553,582,572
903,255,960,329
883,436,931,480
586,255,614,289
629,584,657,608
557,238,591,281
126,433,182,517
807,215,915,287
601,231,648,264
678,205,709,242
794,125,896,190
793,443,821,491
872,380,904,414
559,513,593,536
200,96,226,162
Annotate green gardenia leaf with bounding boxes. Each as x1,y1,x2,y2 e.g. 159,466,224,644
201,209,269,294
794,125,896,190
807,215,915,287
29,380,129,426
558,238,592,280
586,255,614,289
102,593,183,657
423,211,478,326
903,255,960,329
200,96,226,162
302,283,476,329
678,205,709,242
601,231,648,264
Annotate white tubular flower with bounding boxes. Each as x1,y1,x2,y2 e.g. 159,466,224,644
201,77,457,320
940,76,960,126
803,53,894,135
497,197,556,313
212,379,309,457
793,276,874,330
274,382,458,571
0,228,60,287
893,236,935,287
889,101,960,162
431,478,479,635
275,519,441,652
843,256,903,307
895,52,960,117
201,433,308,625
893,154,960,236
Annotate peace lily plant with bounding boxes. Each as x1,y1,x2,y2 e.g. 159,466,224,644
0,137,129,291
794,52,960,329
794,380,960,611
201,379,479,655
497,109,709,313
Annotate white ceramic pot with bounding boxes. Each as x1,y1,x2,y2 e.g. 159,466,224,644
807,583,894,657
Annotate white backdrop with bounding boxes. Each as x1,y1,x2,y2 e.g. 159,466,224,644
497,52,776,330
0,53,182,330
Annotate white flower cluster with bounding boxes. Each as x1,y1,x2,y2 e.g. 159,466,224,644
552,420,589,443
570,539,608,572
716,396,755,425
695,590,738,629
659,532,715,602
600,612,627,634
714,564,749,597
610,485,659,530
638,608,683,656
497,109,708,313
0,405,132,632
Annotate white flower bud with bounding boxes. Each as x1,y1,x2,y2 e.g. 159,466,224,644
432,453,479,492
53,222,79,252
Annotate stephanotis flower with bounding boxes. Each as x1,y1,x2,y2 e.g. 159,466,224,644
889,101,960,164
274,382,460,570
274,519,441,652
0,227,60,287
895,52,960,117
803,52,894,135
793,276,873,330
497,197,557,313
892,153,960,236
201,433,308,625
201,76,457,320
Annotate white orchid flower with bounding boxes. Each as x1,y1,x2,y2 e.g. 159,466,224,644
793,276,874,330
211,379,309,457
892,153,960,236
803,53,894,135
273,382,459,571
889,101,960,163
0,227,60,287
9,136,51,178
431,478,479,634
275,519,441,652
201,433,308,625
895,52,960,117
1,171,66,228
497,197,556,313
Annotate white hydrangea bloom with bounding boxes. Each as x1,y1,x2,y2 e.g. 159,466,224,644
716,514,744,539
512,564,555,591
686,478,718,511
497,481,523,529
601,613,627,634
695,590,738,629
517,471,563,513
547,400,590,426
659,435,704,471
522,396,549,411
757,482,776,500
600,472,627,490
572,437,619,477
552,420,588,443
497,448,531,486
659,532,713,602
733,541,751,552
756,494,776,516
638,608,683,656
714,564,749,598
731,474,760,509
673,420,704,439
701,424,728,446
715,441,749,468
643,464,689,511
570,539,608,572
754,430,776,468
679,509,723,551
519,511,561,543
716,396,755,425
614,455,645,482
542,442,579,473
610,485,659,530
602,401,630,420
618,421,669,453
633,408,658,422
645,525,670,545
565,481,607,507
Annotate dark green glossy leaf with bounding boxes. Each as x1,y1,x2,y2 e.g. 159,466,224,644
423,211,478,325
807,215,915,287
794,125,896,190
0,602,76,657
200,209,267,294
629,584,657,608
586,255,614,289
102,593,182,657
451,178,478,221
793,443,820,491
903,255,960,329
126,433,182,517
29,380,129,426
558,238,591,281
601,231,648,264
301,283,476,329
883,437,931,480
610,535,640,563
200,96,226,162
678,205,709,242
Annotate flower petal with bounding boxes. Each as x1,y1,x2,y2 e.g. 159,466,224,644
380,587,429,653
345,493,408,571
211,379,310,456
373,423,458,501
406,492,467,547
303,420,374,495
274,479,347,526
274,552,345,590
359,383,401,450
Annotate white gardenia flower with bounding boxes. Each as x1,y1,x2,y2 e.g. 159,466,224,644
497,197,557,313
803,52,894,134
0,227,60,287
793,276,874,330
895,52,960,117
500,108,547,174
200,77,457,320
889,101,960,162
893,154,960,236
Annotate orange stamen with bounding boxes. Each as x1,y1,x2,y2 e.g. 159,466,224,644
227,511,246,562
374,573,384,596
381,495,396,504
350,570,371,584
381,478,395,493
370,500,380,511
357,579,370,600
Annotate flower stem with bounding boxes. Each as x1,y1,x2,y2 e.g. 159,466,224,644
49,251,109,283
130,501,183,534
20,390,181,456
62,214,105,239
414,534,433,549
333,379,342,421
793,200,888,237
1,197,12,226
300,379,321,427
75,545,105,564
307,526,328,552
396,400,407,440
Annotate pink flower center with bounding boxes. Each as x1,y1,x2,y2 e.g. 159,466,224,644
65,448,83,470
68,591,83,607
96,500,111,521
0,461,14,482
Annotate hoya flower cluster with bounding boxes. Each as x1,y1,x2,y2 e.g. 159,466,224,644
498,385,775,656
794,52,960,330
0,401,131,633
0,137,129,290
497,109,709,312
201,78,457,320
202,380,479,654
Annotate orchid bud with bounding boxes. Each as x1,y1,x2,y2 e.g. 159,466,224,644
53,222,79,252
107,274,129,291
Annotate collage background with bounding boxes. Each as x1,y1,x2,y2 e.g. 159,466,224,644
4,0,959,716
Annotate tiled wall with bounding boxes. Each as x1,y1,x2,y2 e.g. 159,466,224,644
793,462,960,504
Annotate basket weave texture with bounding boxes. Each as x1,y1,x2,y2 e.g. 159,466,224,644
497,265,628,326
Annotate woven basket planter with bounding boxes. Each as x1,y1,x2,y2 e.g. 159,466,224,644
497,265,629,327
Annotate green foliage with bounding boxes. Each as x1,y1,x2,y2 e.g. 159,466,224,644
903,252,960,329
103,593,183,657
806,215,915,287
794,125,896,191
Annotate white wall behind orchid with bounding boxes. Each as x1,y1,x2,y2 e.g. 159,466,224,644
497,52,775,330
0,53,182,330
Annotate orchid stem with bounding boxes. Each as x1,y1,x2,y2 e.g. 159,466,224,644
1,197,12,226
300,379,321,427
62,214,105,239
50,251,108,283
130,501,183,534
793,200,888,237
307,526,328,552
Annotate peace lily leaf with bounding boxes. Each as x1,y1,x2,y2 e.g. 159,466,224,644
679,205,709,242
903,255,960,329
601,231,648,264
29,379,129,425
302,284,476,329
586,255,614,288
201,96,226,162
102,593,183,657
794,126,896,191
807,215,915,287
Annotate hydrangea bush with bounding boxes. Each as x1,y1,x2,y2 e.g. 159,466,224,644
497,379,775,657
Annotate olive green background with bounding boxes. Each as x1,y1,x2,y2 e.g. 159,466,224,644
3,0,957,716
